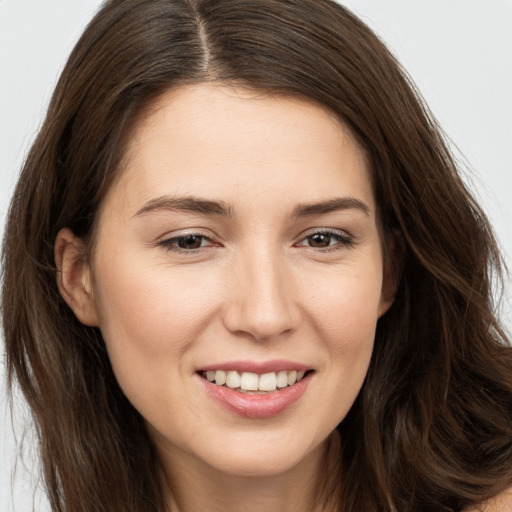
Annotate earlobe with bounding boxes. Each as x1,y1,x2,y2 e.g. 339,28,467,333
55,228,99,326
378,229,403,317
378,289,395,318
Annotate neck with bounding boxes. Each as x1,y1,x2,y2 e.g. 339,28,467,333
159,432,341,512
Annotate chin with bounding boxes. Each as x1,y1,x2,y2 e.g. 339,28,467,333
205,451,309,478
192,430,328,479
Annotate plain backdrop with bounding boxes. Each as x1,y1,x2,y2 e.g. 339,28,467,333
1,1,511,510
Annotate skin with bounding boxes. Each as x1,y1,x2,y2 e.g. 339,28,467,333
56,83,396,512
467,490,512,512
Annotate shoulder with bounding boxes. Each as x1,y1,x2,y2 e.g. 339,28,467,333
465,488,512,512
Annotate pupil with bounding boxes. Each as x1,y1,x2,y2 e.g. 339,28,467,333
178,235,202,249
309,233,331,247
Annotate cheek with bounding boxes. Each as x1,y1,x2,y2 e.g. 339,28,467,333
303,264,382,405
95,255,215,339
305,262,383,344
90,252,224,398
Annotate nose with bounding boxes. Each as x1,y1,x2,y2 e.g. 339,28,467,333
222,248,301,341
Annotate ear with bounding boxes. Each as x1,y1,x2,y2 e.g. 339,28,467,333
378,229,403,317
55,228,99,326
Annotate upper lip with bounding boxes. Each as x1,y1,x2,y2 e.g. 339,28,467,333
198,359,312,374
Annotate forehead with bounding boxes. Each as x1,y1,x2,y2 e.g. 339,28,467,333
105,83,374,218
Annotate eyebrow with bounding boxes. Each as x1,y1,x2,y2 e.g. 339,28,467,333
134,196,234,217
291,197,370,217
134,195,369,218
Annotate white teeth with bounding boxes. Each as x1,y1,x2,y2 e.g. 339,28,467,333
276,371,288,388
215,370,226,385
240,372,259,391
259,372,277,391
287,370,297,385
204,369,309,392
226,371,241,389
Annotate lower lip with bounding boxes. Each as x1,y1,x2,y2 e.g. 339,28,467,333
200,373,312,419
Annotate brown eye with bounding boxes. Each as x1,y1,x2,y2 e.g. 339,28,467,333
176,235,205,250
297,229,354,251
159,233,214,252
307,233,333,248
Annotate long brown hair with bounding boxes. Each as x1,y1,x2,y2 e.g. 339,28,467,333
2,1,511,511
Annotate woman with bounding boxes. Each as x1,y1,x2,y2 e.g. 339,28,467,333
2,0,511,511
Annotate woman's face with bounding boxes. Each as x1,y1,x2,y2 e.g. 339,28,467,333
78,84,393,477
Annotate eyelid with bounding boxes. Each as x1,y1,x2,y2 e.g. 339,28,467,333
154,227,355,254
294,227,355,250
156,230,219,253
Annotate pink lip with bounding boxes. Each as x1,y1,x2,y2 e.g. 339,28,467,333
199,371,312,419
199,359,310,373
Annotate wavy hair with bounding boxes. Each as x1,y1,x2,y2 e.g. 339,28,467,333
2,1,511,511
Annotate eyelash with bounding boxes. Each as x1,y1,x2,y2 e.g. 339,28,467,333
157,233,216,254
295,229,355,252
157,229,355,254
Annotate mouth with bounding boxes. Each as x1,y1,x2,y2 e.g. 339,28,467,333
196,361,314,418
199,369,312,394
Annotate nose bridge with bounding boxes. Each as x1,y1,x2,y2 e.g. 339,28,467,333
223,244,299,340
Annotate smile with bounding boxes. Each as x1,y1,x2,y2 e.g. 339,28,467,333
201,369,307,393
197,363,314,418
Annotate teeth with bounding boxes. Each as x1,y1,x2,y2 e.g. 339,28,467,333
287,370,297,385
215,370,226,385
259,372,277,391
276,371,288,388
240,372,259,391
226,371,241,389
203,369,308,392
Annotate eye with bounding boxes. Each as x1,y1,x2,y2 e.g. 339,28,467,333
296,229,354,251
158,233,214,252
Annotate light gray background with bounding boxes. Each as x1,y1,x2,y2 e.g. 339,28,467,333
1,1,511,510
